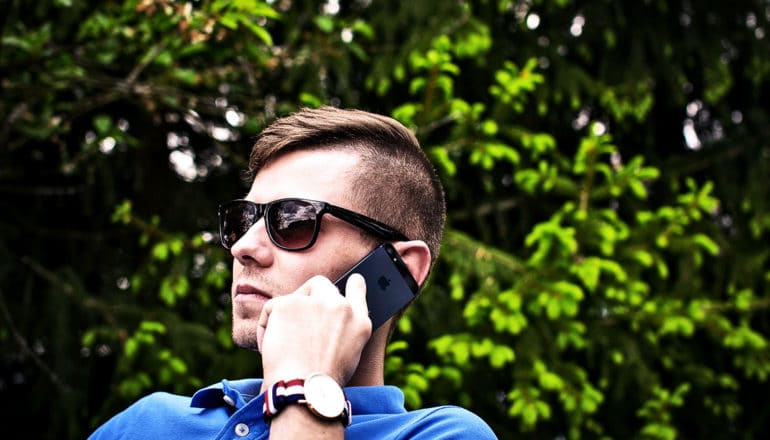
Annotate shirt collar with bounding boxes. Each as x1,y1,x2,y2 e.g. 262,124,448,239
189,379,407,415
190,378,263,410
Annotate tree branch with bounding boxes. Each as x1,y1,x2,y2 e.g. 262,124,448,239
0,288,73,395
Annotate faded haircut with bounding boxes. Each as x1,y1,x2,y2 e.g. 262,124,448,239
247,106,446,272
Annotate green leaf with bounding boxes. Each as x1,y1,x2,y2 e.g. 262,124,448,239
173,68,199,86
93,115,112,135
169,238,184,256
111,200,133,224
314,16,334,33
124,338,139,358
352,20,375,40
429,146,457,177
387,340,408,353
81,330,96,347
538,371,564,391
139,321,166,334
734,289,753,311
154,50,174,67
299,93,322,108
2,35,34,52
152,243,169,261
240,20,274,45
219,14,239,30
693,233,719,256
490,345,515,368
660,316,694,337
522,402,539,427
546,299,561,319
572,259,601,291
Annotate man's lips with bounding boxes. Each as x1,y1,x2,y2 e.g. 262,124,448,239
234,284,272,303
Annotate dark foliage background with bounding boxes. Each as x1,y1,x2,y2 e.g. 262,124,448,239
2,1,769,438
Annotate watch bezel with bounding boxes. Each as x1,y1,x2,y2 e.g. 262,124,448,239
303,373,346,419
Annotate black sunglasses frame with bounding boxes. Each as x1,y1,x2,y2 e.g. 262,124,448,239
218,198,409,251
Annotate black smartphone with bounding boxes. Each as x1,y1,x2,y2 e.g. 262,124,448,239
334,243,419,330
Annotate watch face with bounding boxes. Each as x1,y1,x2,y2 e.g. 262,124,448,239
304,373,345,419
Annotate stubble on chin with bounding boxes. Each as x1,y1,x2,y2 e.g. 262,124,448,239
231,305,261,351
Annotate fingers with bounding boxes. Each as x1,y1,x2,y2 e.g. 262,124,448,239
258,274,369,353
257,274,372,386
345,273,369,321
292,274,335,296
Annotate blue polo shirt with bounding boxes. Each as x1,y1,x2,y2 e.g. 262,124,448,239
88,378,498,439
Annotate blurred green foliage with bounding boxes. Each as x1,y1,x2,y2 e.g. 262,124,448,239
2,0,769,438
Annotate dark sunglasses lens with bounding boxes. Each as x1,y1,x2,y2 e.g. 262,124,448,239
220,202,258,248
268,199,319,249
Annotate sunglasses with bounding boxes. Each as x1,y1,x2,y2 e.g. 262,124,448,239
218,198,409,251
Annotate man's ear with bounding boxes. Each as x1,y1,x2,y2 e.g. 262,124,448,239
392,240,432,287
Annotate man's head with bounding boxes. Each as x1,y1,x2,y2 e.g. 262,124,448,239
247,106,446,264
227,107,445,351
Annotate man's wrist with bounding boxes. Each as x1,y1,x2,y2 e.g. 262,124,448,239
263,373,352,427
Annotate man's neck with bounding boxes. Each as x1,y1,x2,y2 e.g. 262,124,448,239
346,325,389,387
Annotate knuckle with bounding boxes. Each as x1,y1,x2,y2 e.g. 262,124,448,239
310,274,332,285
306,275,336,292
334,300,354,315
357,320,373,338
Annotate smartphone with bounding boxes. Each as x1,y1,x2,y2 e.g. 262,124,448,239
334,243,418,330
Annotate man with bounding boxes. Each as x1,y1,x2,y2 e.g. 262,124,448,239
89,107,497,439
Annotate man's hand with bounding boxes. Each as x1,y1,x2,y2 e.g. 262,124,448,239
257,273,372,388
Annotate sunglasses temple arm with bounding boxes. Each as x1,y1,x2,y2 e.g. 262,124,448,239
328,206,408,241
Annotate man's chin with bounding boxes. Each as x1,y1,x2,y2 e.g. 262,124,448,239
231,323,260,351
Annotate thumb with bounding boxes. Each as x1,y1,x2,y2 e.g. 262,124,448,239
256,298,273,353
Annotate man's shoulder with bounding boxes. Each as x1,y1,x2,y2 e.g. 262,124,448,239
125,390,196,413
349,402,498,439
346,385,497,439
88,392,209,439
403,405,498,439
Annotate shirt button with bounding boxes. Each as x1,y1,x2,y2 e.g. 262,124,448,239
234,423,250,437
223,395,235,406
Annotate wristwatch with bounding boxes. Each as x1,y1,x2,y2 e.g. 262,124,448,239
263,373,352,426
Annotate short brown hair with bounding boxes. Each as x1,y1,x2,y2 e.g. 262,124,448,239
248,106,446,270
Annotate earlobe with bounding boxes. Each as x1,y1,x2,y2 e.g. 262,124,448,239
392,241,432,287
